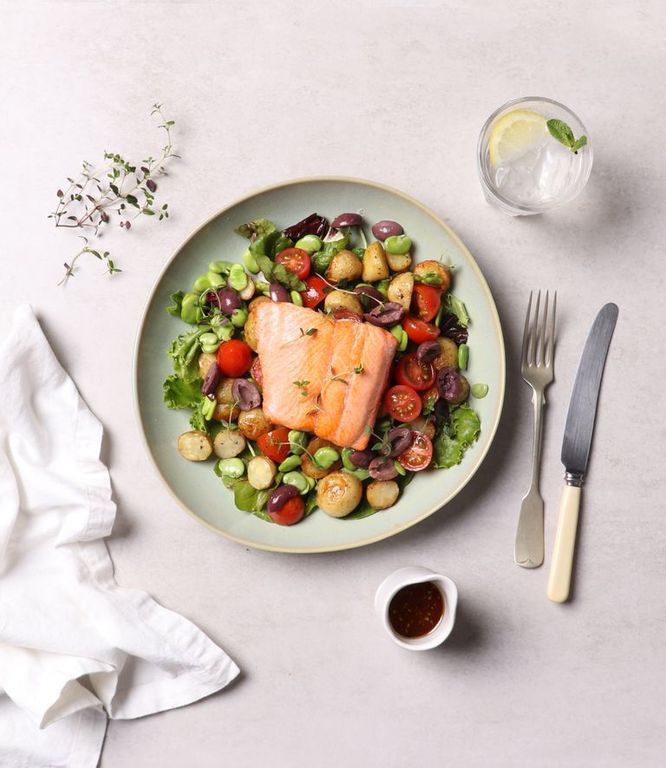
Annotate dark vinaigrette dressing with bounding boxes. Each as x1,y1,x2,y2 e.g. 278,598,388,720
388,581,444,638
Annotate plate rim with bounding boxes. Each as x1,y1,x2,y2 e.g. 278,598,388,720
132,175,506,554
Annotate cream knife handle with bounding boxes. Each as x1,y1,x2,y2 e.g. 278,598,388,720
547,484,581,603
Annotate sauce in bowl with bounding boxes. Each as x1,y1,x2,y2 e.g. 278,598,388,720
388,581,444,638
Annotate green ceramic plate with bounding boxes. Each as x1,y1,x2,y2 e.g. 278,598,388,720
133,177,505,553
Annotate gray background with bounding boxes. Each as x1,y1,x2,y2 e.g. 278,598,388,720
1,1,664,766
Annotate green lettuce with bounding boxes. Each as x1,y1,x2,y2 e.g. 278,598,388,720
433,404,481,468
234,218,277,239
166,290,184,317
163,375,202,409
442,293,470,327
167,328,206,381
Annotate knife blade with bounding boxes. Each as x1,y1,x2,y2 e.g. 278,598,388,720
547,303,618,603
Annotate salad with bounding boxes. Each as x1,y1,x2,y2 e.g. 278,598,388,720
164,211,484,526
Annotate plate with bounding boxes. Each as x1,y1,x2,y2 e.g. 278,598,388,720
133,177,505,553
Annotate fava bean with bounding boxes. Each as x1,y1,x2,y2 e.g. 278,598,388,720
242,249,260,274
376,278,390,297
217,458,245,479
384,235,412,255
278,455,302,473
341,448,356,472
458,343,469,370
288,430,307,455
231,307,248,328
290,290,303,306
228,264,249,291
193,274,212,292
394,460,407,476
346,468,370,481
201,343,220,354
306,475,316,491
200,332,219,347
282,471,310,494
399,330,408,352
313,446,339,469
208,260,233,274
389,324,403,343
207,271,226,289
180,292,200,325
294,234,323,254
471,383,489,399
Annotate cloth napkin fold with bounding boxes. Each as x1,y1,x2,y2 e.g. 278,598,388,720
0,305,239,767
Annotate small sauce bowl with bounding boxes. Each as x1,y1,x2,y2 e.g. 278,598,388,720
374,566,458,651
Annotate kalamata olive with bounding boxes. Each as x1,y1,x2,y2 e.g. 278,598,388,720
437,367,463,402
201,363,221,398
231,378,262,410
331,213,363,228
214,287,241,315
416,340,441,364
371,220,404,241
354,284,385,307
269,282,290,302
440,313,469,344
283,213,329,240
363,301,406,328
368,455,399,480
349,449,375,468
387,427,414,458
267,484,300,513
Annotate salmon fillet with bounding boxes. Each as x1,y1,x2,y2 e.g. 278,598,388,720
254,302,397,449
254,302,334,431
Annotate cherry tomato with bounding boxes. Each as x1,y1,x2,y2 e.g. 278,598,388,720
398,432,433,471
383,384,422,422
333,309,362,322
394,352,435,391
216,339,252,377
257,426,290,464
402,316,440,344
250,357,263,386
412,284,442,322
276,247,311,280
420,385,439,413
268,495,305,526
301,275,327,308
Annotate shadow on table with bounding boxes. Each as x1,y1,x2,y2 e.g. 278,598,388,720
438,603,485,656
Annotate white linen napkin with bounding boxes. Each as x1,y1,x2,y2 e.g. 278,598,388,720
0,305,240,767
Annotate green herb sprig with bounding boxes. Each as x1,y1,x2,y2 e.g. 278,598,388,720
51,103,179,284
546,119,587,153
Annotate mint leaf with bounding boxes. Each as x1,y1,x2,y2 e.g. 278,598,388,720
547,119,575,148
571,135,588,152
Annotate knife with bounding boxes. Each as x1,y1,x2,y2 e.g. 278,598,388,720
547,303,618,603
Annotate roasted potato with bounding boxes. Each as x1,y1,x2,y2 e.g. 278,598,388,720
213,378,240,421
247,456,276,490
324,290,363,317
239,279,256,301
238,408,272,440
197,352,218,379
317,471,363,517
408,415,436,440
366,480,400,510
301,437,342,479
413,260,451,292
244,309,260,351
213,429,246,459
326,249,363,283
432,337,458,371
386,251,413,273
362,241,390,283
450,374,470,405
387,272,414,311
177,431,213,461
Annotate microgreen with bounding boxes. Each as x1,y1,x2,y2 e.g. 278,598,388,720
300,327,317,337
546,119,588,154
293,379,310,397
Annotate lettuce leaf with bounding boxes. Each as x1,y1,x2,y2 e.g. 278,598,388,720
433,404,481,468
167,327,206,381
235,218,277,239
163,375,202,409
166,291,184,317
190,395,215,433
442,293,470,327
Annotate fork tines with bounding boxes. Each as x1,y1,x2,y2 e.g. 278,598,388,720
521,290,557,373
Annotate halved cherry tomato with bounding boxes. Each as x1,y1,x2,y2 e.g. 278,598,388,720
216,339,253,377
276,247,311,280
402,316,440,344
383,384,422,422
398,432,433,471
333,309,362,322
412,284,442,322
301,275,327,308
257,426,290,464
250,356,263,387
394,352,435,391
268,495,305,526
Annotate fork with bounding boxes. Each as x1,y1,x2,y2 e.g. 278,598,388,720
514,290,557,568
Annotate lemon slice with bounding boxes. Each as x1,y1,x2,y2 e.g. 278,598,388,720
488,109,548,166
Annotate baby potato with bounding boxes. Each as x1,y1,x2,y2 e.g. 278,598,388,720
366,480,400,510
316,471,363,517
198,352,218,379
324,290,363,317
213,429,246,459
362,241,390,283
213,378,240,421
387,272,414,311
432,337,458,371
386,251,413,273
326,249,363,283
413,260,451,292
238,408,272,440
247,455,277,490
239,280,256,301
177,431,213,461
408,415,437,439
301,437,342,479
244,309,260,351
